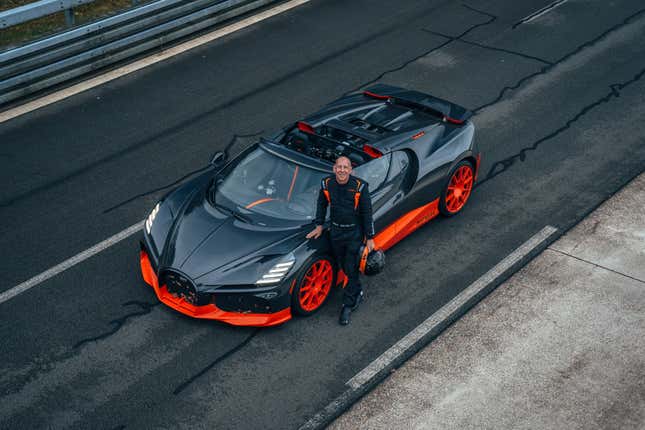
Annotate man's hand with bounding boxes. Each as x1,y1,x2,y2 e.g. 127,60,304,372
306,225,323,240
366,239,375,252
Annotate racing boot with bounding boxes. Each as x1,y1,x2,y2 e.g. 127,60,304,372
339,306,351,325
351,291,364,311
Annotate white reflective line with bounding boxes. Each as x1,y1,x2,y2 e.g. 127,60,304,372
345,225,558,390
518,0,568,25
0,0,312,124
0,220,144,305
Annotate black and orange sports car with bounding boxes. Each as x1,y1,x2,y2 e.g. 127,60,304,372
140,84,480,327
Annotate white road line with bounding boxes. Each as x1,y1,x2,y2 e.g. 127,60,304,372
0,221,144,305
515,0,568,27
345,225,558,390
0,0,312,125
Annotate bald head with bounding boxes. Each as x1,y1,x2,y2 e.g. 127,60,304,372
333,156,352,184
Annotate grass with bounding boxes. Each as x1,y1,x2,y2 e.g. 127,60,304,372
0,0,154,51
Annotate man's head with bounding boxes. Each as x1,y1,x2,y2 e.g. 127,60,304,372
333,156,352,184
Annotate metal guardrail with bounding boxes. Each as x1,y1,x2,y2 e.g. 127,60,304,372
0,0,98,28
0,0,278,106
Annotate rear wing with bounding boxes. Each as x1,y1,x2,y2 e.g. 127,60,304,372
362,84,473,124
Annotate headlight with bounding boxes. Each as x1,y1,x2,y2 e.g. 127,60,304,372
256,254,296,285
145,202,161,234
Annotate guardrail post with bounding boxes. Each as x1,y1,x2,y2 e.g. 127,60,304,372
0,0,281,106
65,8,75,27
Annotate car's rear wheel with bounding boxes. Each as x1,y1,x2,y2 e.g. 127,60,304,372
440,160,474,216
291,255,335,316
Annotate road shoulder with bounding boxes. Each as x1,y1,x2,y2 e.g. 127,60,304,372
329,172,645,429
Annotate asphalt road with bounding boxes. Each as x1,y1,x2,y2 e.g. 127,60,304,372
1,0,644,428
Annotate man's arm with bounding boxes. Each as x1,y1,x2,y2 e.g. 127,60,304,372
306,185,328,240
359,183,376,250
314,185,328,226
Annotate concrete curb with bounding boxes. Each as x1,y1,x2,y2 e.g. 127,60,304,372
299,225,560,430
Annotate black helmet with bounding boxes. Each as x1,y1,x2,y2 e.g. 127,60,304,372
358,245,385,276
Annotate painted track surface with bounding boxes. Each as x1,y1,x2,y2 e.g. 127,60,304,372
1,0,644,428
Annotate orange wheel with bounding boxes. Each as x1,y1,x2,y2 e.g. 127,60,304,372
291,256,334,316
440,161,474,216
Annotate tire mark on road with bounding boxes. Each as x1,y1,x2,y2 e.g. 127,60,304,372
73,301,159,349
475,65,645,188
473,8,645,114
344,3,498,96
173,328,260,395
102,131,263,213
421,28,553,65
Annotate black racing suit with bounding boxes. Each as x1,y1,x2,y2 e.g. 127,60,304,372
315,175,375,307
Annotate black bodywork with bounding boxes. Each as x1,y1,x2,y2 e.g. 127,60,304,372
140,84,479,323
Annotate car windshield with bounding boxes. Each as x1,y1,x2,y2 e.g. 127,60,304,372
214,147,326,221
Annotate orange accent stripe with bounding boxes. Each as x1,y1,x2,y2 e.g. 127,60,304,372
245,197,275,209
362,144,383,158
359,246,369,273
323,177,331,203
363,90,390,100
287,165,299,201
445,116,464,124
412,131,425,140
288,278,297,295
336,269,348,288
297,121,315,134
353,179,362,209
374,199,440,251
140,251,292,327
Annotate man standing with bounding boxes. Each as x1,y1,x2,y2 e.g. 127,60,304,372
306,156,375,325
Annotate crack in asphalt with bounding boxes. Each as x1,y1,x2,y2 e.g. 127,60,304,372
99,4,644,408
103,165,209,214
73,301,160,349
421,28,553,65
343,3,498,96
0,2,452,210
102,131,263,213
475,64,645,189
5,5,641,214
473,8,645,114
549,248,645,284
173,328,260,395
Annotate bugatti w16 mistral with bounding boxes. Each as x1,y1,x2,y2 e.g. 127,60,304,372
140,84,480,327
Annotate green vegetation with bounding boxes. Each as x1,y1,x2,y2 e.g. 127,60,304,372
0,0,153,51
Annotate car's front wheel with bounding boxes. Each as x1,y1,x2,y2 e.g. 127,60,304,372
291,255,335,316
439,160,474,216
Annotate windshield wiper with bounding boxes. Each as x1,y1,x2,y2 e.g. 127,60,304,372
209,179,252,223
213,200,251,223
231,209,252,223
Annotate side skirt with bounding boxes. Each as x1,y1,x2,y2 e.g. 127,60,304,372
374,198,440,251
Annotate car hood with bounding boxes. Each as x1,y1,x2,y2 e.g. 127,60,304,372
159,188,307,285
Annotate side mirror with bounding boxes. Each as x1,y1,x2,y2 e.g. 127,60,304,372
210,151,227,166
